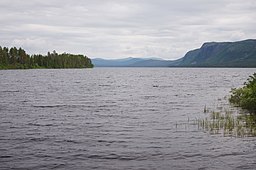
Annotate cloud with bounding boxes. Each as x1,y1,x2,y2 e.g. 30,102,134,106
0,0,256,59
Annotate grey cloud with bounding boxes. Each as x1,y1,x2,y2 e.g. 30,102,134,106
0,0,255,59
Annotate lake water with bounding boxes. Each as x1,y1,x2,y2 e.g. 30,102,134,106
0,68,256,170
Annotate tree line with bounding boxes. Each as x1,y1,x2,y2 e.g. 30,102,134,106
0,46,93,69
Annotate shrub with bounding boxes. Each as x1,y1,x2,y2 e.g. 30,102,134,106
229,73,256,113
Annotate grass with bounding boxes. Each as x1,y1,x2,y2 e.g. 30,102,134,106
197,106,256,137
176,73,256,137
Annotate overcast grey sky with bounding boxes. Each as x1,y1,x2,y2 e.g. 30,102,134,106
0,0,256,59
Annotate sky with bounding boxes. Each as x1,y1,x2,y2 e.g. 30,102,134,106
0,0,256,60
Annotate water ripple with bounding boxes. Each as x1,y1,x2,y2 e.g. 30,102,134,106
0,68,256,170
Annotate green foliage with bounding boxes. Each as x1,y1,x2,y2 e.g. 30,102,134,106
198,109,256,137
0,46,93,69
229,73,256,113
180,39,256,67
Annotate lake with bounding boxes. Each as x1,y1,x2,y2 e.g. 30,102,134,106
0,68,256,170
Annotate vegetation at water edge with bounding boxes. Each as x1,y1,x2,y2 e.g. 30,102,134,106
198,110,256,137
0,46,93,69
229,73,256,113
197,73,256,137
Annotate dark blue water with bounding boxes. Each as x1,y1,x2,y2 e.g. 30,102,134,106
0,68,256,170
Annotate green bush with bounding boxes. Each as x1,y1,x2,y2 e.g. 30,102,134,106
229,73,256,113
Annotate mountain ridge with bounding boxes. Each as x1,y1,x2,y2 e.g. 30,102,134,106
92,39,256,67
179,39,256,67
92,57,172,67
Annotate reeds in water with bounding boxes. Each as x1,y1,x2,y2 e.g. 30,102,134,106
198,109,256,137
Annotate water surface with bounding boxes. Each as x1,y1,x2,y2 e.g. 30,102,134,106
0,68,256,170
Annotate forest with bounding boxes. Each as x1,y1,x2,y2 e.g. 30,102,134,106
0,46,93,69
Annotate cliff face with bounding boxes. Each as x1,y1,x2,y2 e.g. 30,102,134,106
179,39,256,67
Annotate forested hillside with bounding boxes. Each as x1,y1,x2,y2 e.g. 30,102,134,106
178,39,256,67
0,46,93,69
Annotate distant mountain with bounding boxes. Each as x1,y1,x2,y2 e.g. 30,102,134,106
130,59,172,67
92,57,173,67
178,39,256,67
92,39,256,67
